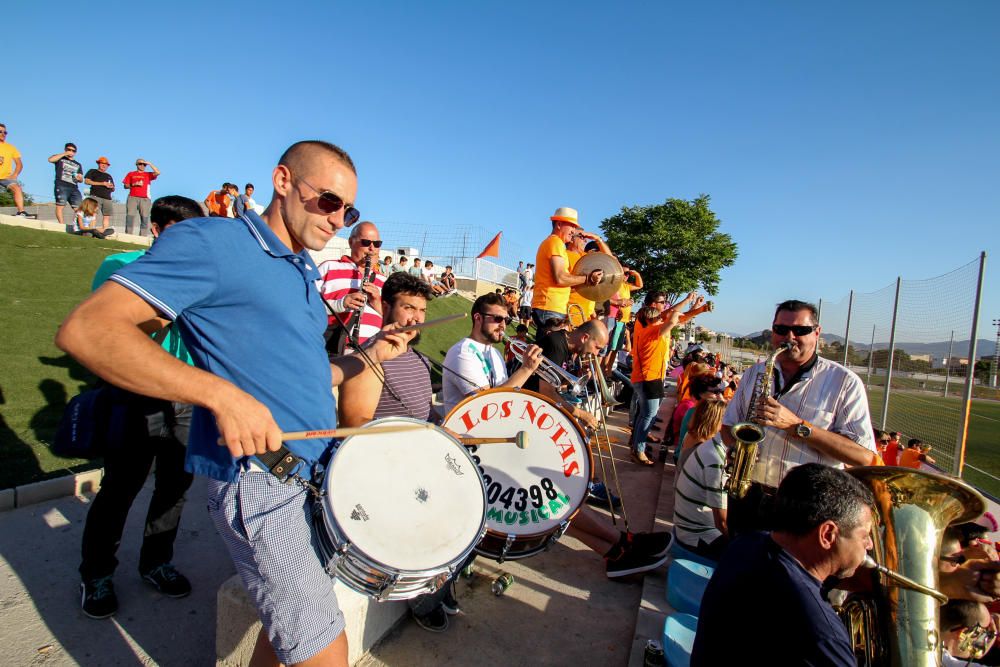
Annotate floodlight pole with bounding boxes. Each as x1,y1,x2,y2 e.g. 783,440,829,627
880,277,902,430
943,330,954,397
843,290,854,367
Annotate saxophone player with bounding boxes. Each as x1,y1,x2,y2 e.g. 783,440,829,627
722,300,877,536
317,221,386,351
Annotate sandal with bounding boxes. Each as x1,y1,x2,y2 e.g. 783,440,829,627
631,452,655,466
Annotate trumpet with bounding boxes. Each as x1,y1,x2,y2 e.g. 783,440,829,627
502,333,587,396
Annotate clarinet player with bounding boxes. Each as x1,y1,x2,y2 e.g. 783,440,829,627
722,300,877,536
317,221,386,353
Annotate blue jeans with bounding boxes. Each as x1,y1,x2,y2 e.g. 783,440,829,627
632,383,662,456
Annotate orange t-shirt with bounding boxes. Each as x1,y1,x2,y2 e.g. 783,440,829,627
531,234,571,314
566,250,595,326
631,321,669,383
884,440,900,466
206,190,231,217
898,448,923,469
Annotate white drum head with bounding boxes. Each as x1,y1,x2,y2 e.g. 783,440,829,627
443,389,591,535
325,418,486,572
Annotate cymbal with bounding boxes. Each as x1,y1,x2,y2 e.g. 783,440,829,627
572,252,624,302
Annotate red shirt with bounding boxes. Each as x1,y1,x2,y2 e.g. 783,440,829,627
123,170,158,199
884,439,900,466
317,256,387,345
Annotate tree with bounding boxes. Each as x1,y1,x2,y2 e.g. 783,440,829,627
600,195,738,302
0,182,33,208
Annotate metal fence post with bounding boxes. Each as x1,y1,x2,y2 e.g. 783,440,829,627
866,324,876,389
944,330,954,397
953,251,987,477
843,290,854,367
881,277,902,430
817,298,823,327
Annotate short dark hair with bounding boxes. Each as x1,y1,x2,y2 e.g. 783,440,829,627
690,374,720,399
644,291,667,307
445,265,452,270
516,324,528,334
278,140,356,175
151,195,204,229
907,438,922,447
245,183,254,190
774,300,819,325
941,599,983,631
584,240,600,252
65,142,77,151
382,271,433,306
772,463,873,536
472,292,507,317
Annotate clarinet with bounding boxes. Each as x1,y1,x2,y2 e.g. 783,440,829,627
347,254,373,345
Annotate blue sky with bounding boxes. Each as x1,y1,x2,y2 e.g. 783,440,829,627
6,1,998,342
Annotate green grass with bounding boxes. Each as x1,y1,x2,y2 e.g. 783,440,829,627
867,385,1000,497
0,225,145,489
0,223,485,490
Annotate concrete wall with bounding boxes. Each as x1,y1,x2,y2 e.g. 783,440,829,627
216,574,407,666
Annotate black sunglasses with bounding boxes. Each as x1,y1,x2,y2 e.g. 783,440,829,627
295,175,360,226
772,324,817,336
481,313,512,325
358,239,383,248
940,553,967,565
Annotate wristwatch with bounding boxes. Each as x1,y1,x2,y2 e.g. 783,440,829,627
795,421,813,439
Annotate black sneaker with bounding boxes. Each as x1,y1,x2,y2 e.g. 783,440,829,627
587,481,622,510
413,605,450,632
13,211,36,219
441,584,461,615
81,576,118,619
141,563,192,598
606,546,670,579
629,531,674,558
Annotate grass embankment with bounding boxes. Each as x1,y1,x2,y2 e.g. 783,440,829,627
0,224,481,489
0,225,142,489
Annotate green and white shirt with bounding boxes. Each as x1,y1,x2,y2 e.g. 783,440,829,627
673,437,728,547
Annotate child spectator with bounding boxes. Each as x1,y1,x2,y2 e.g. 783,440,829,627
505,324,529,375
204,183,238,217
899,438,935,469
48,142,84,231
73,197,110,238
440,266,457,294
518,282,533,325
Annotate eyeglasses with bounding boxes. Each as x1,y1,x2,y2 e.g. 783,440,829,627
481,313,512,325
358,239,383,248
772,324,817,336
294,175,360,226
940,553,968,565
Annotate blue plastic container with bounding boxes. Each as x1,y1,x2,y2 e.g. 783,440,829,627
663,612,698,667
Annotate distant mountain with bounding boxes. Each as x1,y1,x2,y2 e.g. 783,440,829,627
820,334,995,359
735,331,997,359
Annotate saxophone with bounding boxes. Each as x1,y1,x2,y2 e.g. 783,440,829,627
724,341,791,498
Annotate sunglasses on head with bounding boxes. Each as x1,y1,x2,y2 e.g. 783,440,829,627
481,313,512,325
772,324,817,336
294,174,360,226
358,239,383,248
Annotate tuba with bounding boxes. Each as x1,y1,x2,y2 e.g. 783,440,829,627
838,466,986,667
724,342,790,498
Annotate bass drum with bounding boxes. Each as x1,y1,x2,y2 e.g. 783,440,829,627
315,417,487,600
443,388,593,562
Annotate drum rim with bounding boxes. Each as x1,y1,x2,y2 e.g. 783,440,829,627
442,386,595,541
320,416,488,575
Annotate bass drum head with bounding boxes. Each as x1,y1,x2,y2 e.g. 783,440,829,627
324,418,486,572
443,388,592,540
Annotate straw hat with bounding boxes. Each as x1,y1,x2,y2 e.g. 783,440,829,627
550,207,580,227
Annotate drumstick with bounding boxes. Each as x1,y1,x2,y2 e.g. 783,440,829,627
460,431,529,449
281,423,438,442
394,312,467,333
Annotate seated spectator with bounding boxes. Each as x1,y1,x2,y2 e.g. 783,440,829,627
73,197,111,239
381,255,395,275
397,256,409,275
505,324,529,375
899,438,935,468
676,394,727,474
672,401,729,561
204,183,238,217
409,258,424,279
940,600,997,666
440,266,457,294
669,368,716,447
884,431,901,465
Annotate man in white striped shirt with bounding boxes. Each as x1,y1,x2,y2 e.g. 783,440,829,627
722,300,876,535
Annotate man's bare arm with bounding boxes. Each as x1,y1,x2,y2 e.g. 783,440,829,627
55,282,282,457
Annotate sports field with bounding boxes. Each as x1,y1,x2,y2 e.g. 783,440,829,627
867,386,1000,497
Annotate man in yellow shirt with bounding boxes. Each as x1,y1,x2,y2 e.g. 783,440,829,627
530,206,604,337
0,123,31,218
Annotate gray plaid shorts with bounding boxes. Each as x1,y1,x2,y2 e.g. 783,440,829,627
207,470,345,664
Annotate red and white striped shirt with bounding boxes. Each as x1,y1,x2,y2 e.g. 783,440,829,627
316,256,386,345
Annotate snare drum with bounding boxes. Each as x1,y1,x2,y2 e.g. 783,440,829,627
315,417,487,601
443,388,593,562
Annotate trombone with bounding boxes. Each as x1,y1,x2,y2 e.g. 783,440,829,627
502,333,588,398
582,352,629,529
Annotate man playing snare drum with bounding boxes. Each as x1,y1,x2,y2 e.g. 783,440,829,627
57,140,414,667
